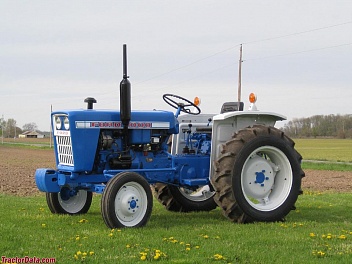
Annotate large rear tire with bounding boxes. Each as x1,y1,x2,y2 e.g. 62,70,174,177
46,188,92,215
211,125,304,223
101,172,153,228
153,183,217,212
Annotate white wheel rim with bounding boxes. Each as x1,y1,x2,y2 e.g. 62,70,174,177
241,146,292,211
58,190,88,214
179,185,214,202
114,181,148,227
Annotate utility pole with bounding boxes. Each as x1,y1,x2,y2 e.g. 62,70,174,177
1,114,3,144
50,105,52,148
237,44,243,104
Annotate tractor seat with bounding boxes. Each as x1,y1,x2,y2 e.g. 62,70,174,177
220,102,244,113
195,127,212,134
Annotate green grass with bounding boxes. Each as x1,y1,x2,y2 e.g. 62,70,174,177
1,137,53,149
1,193,351,263
301,161,352,171
295,139,352,163
294,139,352,171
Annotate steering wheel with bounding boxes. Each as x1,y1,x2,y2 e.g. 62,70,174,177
163,94,201,115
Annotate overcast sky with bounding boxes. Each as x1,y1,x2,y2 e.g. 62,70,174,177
1,0,352,131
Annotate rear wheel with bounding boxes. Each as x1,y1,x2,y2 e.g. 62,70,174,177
153,183,217,212
101,172,153,228
46,188,92,215
211,125,304,223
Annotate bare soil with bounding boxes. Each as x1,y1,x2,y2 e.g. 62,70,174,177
0,145,351,196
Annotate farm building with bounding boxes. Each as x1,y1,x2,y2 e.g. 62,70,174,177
19,131,45,138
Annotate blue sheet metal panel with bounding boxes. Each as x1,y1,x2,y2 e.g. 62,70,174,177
56,109,178,133
51,109,178,172
35,168,60,192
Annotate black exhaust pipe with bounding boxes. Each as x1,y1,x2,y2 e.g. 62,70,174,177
120,44,131,155
120,44,131,129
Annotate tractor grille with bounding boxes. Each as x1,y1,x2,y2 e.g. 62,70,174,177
56,135,74,166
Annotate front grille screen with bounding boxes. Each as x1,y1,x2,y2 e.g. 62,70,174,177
56,136,74,166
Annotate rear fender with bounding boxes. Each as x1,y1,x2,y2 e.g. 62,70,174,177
210,111,286,179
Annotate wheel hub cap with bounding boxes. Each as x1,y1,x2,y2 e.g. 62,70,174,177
242,156,276,199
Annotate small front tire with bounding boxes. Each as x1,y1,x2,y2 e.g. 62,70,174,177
46,189,92,215
101,172,153,228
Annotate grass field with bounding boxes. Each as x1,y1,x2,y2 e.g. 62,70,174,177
295,138,352,163
1,192,351,263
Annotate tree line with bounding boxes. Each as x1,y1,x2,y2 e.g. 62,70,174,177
282,114,352,138
0,117,38,138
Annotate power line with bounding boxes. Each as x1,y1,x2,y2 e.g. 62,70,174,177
135,21,352,84
134,44,242,85
242,21,352,45
245,42,352,61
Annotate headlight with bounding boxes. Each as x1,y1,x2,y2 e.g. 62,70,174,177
55,116,62,130
64,117,70,130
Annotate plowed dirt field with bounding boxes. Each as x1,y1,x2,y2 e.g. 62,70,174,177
0,145,351,196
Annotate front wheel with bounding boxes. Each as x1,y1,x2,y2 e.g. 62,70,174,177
101,172,153,228
211,125,305,223
46,188,92,215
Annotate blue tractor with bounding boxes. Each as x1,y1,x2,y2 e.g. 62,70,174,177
35,45,304,228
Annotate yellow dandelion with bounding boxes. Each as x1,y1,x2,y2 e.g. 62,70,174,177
126,244,131,248
89,251,94,256
203,235,209,239
140,255,147,261
339,235,347,239
76,251,82,256
74,254,78,260
41,223,46,228
186,247,191,251
82,252,87,257
108,233,113,237
75,236,80,241
214,254,223,260
195,246,200,249
154,253,160,260
309,233,316,238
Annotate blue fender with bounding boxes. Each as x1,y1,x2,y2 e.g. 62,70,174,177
35,168,60,192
